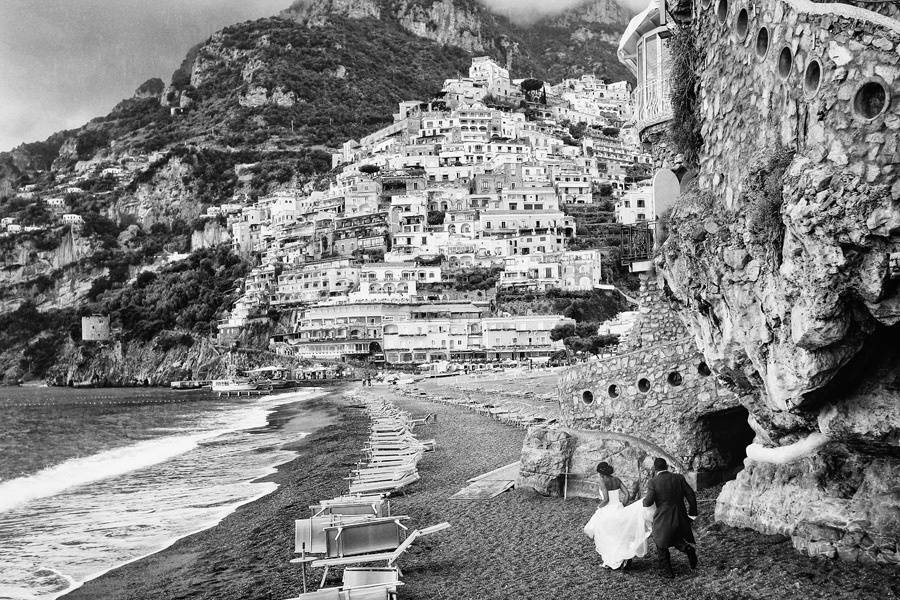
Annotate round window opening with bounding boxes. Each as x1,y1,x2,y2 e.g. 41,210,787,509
608,384,620,398
804,59,822,96
716,0,728,23
854,79,890,120
736,8,749,39
778,47,793,79
637,378,651,393
668,372,684,387
582,390,594,405
698,362,712,377
755,27,769,59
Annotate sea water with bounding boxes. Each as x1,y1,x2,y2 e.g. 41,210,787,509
0,387,322,600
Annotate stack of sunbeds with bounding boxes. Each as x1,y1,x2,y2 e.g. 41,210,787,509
348,398,435,496
400,387,557,429
285,396,447,600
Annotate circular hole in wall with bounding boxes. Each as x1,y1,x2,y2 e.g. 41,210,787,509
608,384,620,398
701,0,711,7
853,78,890,120
778,46,793,79
637,378,651,393
667,372,684,386
582,390,594,405
755,27,769,59
804,59,822,96
698,362,712,377
716,0,728,23
736,8,749,39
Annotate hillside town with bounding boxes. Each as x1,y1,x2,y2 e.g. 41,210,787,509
204,57,653,366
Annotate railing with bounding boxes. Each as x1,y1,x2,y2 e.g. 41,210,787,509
635,77,673,136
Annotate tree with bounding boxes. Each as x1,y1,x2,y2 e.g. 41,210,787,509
575,321,598,338
359,164,380,175
549,322,575,342
520,78,545,103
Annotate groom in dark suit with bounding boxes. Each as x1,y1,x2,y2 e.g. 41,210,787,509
642,457,698,578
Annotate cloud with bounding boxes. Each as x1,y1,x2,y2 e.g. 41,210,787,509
0,0,285,152
477,0,647,24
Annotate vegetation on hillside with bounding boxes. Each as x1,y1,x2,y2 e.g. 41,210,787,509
95,247,249,341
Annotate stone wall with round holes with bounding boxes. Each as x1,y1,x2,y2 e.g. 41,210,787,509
658,0,900,565
558,336,741,473
691,0,899,208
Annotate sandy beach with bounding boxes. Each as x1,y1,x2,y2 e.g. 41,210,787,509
61,385,360,600
62,378,899,600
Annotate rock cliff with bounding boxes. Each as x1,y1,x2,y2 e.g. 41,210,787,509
657,0,900,563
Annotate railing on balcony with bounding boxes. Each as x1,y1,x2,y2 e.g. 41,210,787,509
635,76,673,136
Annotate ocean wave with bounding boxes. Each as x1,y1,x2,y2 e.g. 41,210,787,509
0,390,317,514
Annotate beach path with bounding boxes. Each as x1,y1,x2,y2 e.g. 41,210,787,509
375,384,899,600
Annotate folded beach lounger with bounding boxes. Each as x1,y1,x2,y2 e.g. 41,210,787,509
349,469,417,484
311,497,390,518
295,515,377,556
285,582,401,600
312,522,450,587
342,567,400,590
349,472,420,495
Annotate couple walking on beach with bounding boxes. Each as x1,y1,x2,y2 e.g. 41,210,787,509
583,457,698,578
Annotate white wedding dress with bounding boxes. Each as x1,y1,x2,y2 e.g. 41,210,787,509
583,489,655,569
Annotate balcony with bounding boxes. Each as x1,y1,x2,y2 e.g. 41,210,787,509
635,77,673,137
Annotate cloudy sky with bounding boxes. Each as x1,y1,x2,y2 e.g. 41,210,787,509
0,0,644,152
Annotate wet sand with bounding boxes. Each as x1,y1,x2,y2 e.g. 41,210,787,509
62,385,364,600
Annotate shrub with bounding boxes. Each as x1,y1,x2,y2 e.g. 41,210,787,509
745,148,793,261
668,25,703,167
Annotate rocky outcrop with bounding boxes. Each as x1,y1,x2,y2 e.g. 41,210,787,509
134,78,165,99
284,0,632,64
191,219,232,251
239,85,297,108
113,157,202,228
48,323,278,387
657,0,900,562
516,427,574,495
287,0,491,51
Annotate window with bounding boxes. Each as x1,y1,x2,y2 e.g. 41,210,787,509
637,199,645,208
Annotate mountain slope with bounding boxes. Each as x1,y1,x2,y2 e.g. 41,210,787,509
0,0,633,382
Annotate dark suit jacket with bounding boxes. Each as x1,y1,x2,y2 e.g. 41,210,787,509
642,470,698,548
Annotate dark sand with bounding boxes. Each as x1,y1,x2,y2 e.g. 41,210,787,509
62,385,366,600
378,386,899,600
63,382,899,600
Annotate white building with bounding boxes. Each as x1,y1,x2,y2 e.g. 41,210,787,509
615,184,653,224
81,315,111,342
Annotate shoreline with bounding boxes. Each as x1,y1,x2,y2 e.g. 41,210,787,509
54,379,900,600
59,385,355,600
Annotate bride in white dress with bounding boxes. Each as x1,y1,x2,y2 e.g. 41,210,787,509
583,462,655,569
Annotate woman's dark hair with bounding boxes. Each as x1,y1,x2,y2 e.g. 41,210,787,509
596,461,614,476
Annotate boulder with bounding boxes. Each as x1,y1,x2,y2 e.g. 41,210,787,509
516,427,573,496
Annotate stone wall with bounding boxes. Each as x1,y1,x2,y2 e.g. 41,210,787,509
518,274,746,501
621,276,689,351
657,0,900,564
557,275,744,489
